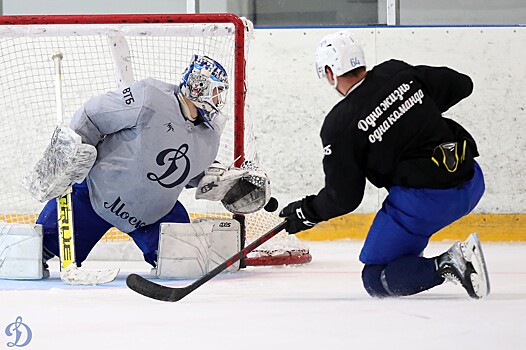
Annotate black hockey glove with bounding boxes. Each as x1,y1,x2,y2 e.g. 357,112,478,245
279,195,322,234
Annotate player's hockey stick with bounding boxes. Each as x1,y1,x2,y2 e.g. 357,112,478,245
126,220,287,302
52,52,119,285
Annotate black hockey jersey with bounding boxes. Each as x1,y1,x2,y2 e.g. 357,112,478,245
311,59,479,221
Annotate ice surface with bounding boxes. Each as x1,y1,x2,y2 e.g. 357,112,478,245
0,240,525,350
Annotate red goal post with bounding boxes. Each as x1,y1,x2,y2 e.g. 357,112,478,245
0,13,311,266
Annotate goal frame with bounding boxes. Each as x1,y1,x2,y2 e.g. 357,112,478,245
0,13,247,167
0,13,312,267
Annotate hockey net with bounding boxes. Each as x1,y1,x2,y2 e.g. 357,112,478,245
0,14,311,266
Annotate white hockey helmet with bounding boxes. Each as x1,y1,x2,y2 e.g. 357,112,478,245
180,55,229,116
315,31,366,80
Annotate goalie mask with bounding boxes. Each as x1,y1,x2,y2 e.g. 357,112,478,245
180,55,229,127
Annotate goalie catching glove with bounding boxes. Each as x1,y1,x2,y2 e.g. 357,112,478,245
279,195,322,234
196,162,271,214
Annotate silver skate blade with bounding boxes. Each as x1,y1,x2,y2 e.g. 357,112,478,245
465,233,490,298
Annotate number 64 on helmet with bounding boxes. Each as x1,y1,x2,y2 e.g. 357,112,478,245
315,31,366,80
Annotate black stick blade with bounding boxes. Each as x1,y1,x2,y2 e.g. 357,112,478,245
126,273,190,302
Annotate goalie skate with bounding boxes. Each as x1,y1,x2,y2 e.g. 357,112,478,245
437,233,490,299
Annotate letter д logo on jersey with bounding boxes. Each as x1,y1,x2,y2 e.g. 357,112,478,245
147,144,191,188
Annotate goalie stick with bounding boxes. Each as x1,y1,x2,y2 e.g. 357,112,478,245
126,220,287,302
52,51,119,285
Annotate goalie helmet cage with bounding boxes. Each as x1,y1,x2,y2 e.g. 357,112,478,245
0,14,311,267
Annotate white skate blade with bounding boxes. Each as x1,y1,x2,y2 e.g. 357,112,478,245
464,233,490,298
60,265,120,285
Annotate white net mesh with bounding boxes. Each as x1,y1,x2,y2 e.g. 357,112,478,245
0,16,309,265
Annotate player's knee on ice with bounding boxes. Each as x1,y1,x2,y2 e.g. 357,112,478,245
362,264,391,297
362,257,445,297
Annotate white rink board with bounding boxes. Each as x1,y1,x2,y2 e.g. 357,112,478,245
1,25,524,215
247,26,526,213
373,27,526,214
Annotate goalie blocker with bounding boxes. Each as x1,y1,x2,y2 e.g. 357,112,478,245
154,219,241,279
21,124,97,203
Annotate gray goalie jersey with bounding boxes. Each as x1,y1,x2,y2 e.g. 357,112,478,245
70,78,222,233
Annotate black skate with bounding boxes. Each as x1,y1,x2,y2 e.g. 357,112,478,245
43,261,50,279
436,233,490,299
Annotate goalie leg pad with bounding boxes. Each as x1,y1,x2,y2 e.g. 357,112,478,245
208,219,241,271
155,219,240,279
156,221,212,279
0,222,47,280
